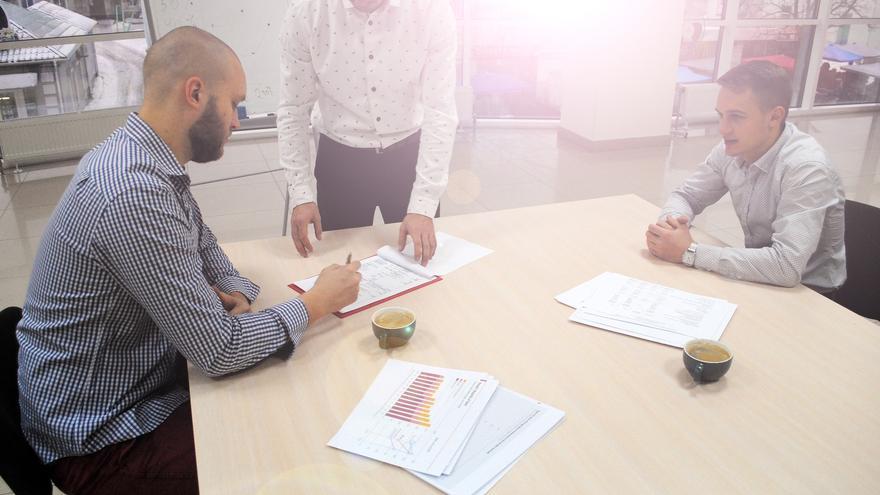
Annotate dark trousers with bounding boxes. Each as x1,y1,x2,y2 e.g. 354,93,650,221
50,402,198,495
316,131,431,231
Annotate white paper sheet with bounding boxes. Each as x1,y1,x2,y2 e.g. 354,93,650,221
560,272,736,348
295,256,434,314
378,232,493,277
327,360,499,476
409,387,565,495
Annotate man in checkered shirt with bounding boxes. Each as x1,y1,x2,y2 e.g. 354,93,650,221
17,27,361,494
647,61,846,296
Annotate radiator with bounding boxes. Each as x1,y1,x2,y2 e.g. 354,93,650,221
0,107,134,171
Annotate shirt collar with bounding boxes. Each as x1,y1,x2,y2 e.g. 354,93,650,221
123,113,188,179
742,121,793,174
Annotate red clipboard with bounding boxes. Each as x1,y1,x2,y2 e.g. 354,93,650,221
288,270,442,318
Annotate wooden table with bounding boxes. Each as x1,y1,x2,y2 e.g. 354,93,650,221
189,195,880,494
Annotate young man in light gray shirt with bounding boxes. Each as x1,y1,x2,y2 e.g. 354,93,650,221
646,61,846,295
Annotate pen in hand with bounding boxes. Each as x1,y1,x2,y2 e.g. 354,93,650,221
345,252,352,265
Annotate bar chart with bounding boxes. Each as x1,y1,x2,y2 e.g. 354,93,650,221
329,360,499,475
385,372,444,427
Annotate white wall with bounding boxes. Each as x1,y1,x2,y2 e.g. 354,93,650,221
147,0,288,115
560,1,686,144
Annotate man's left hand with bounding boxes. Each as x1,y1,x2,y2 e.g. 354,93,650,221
398,213,436,266
645,216,693,263
212,287,252,315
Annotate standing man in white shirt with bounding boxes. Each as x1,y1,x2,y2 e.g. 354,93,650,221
278,0,458,266
646,61,846,296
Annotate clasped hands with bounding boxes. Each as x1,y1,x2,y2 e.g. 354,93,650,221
645,215,693,264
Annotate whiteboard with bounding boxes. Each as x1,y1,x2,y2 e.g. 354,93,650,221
146,0,289,115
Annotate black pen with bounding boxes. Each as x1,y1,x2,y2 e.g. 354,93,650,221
345,252,352,264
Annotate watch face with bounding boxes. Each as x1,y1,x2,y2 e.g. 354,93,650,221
683,247,696,266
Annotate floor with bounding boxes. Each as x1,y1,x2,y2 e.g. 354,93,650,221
1,112,879,493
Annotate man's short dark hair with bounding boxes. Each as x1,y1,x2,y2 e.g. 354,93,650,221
718,61,793,120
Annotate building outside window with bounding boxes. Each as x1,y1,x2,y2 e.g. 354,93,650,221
0,0,146,121
455,0,571,119
678,0,880,110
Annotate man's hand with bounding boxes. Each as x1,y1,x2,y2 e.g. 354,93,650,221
290,202,323,257
398,213,436,266
212,287,252,315
299,260,362,322
657,214,689,228
646,215,693,263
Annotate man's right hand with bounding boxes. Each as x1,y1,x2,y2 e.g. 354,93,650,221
290,202,323,257
299,260,361,322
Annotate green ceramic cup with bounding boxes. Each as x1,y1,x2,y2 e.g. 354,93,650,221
371,307,416,349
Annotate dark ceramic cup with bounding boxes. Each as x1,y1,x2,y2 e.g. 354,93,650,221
683,339,733,383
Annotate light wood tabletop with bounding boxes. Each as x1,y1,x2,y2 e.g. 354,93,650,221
189,194,880,494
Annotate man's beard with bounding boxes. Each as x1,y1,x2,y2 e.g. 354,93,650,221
188,96,226,163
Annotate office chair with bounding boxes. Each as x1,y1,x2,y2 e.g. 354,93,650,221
836,200,880,321
0,306,53,495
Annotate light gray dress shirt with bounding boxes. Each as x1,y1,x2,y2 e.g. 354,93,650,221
278,0,459,217
661,122,846,291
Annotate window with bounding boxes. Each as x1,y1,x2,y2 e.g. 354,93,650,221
685,0,726,19
739,0,820,19
815,24,880,105
830,0,880,19
6,0,145,38
679,23,722,83
0,0,146,121
675,0,880,110
459,0,571,119
733,25,815,106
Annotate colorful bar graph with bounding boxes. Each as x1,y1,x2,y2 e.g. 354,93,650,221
385,372,444,427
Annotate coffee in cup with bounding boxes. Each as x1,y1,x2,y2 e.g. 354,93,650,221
371,307,416,349
683,339,733,383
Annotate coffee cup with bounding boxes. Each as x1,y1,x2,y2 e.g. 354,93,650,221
683,339,733,383
371,307,416,349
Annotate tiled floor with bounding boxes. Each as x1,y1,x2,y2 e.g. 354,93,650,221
1,112,880,493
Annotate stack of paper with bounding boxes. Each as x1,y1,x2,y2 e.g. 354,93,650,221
328,360,564,494
380,231,494,278
556,272,737,348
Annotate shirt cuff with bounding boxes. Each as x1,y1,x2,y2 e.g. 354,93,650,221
214,276,260,303
289,182,316,209
658,210,689,224
407,194,440,218
693,244,723,274
266,298,310,347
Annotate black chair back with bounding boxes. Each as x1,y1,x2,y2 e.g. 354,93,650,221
0,307,53,495
837,200,880,321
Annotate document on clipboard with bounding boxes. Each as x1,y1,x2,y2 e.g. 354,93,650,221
290,255,440,318
289,233,492,318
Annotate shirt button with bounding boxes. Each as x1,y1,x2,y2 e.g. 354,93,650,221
369,54,374,60
376,116,381,122
371,86,377,92
368,20,373,26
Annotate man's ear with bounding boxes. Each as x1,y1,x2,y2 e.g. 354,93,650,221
183,76,204,109
769,105,785,128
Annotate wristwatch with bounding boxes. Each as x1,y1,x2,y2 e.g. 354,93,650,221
682,242,698,267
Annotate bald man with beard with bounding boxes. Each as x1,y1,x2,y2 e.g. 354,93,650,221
16,27,361,494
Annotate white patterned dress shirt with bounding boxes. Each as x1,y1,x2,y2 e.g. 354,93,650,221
278,0,458,218
661,122,846,291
